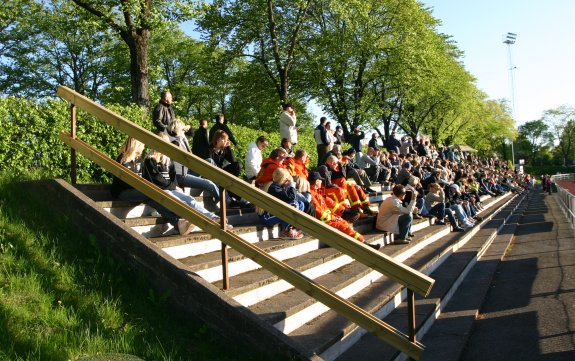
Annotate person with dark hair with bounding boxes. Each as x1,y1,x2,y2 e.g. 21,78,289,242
207,129,249,208
368,133,380,149
152,90,190,136
280,137,295,158
350,127,365,154
423,183,464,232
209,114,238,146
314,116,329,167
386,132,401,154
142,133,225,231
279,103,297,145
255,147,288,189
375,184,416,244
334,125,345,145
191,118,210,160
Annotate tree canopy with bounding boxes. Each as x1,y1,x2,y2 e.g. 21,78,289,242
0,0,535,161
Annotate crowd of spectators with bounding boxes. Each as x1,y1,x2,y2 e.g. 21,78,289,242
110,91,529,246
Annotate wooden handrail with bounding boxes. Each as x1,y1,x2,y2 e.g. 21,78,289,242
56,85,435,359
59,132,425,359
56,85,434,297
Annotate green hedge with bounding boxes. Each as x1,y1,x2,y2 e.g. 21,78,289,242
0,97,319,183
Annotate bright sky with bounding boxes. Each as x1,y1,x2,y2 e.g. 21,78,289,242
422,0,575,127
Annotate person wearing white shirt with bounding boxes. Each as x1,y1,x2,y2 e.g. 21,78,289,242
245,135,269,182
279,103,298,145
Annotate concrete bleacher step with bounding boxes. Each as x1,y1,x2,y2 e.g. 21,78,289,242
333,193,526,361
77,182,520,360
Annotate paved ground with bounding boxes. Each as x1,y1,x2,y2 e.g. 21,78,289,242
460,189,575,361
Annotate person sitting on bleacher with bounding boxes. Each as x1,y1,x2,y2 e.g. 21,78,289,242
423,183,464,232
318,155,376,216
111,137,195,235
340,148,376,193
258,168,306,240
256,147,288,190
375,184,416,245
358,147,388,184
245,135,269,183
285,149,312,202
170,120,224,212
206,129,250,208
308,172,379,250
445,183,476,228
143,132,224,228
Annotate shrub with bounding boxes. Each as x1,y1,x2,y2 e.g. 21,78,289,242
0,96,320,183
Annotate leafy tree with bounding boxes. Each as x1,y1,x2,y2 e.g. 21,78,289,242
70,0,195,107
0,0,122,100
517,119,554,165
543,105,575,166
199,0,315,106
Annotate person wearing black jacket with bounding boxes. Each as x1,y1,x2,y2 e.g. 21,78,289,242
111,137,192,235
192,118,211,160
314,117,329,167
209,114,238,147
142,132,221,225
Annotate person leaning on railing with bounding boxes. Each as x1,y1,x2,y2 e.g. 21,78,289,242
110,137,195,235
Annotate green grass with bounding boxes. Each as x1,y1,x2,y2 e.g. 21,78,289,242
0,173,266,361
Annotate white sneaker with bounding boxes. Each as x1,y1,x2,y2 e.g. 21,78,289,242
462,221,475,228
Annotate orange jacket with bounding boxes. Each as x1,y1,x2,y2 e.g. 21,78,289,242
286,157,309,179
256,157,285,185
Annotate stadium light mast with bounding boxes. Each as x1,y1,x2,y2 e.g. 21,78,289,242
503,32,517,168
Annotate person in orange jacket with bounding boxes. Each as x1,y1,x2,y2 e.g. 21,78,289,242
255,147,288,189
286,149,310,179
309,172,379,250
319,155,376,216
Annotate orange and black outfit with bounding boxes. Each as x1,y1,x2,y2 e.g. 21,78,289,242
310,187,364,242
319,162,370,210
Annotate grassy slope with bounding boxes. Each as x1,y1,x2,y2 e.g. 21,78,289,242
0,174,266,361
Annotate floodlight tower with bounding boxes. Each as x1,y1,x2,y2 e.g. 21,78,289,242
503,32,517,167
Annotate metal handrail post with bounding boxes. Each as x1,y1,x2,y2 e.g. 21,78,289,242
408,289,416,361
220,188,230,290
70,104,77,184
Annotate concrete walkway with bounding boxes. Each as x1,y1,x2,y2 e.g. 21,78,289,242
461,190,575,361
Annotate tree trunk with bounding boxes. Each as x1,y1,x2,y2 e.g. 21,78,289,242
128,31,150,108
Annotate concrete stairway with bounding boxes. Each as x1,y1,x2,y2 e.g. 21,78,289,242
76,184,523,360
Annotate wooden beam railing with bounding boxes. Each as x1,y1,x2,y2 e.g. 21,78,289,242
57,85,434,359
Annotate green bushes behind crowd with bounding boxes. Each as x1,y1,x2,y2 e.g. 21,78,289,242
0,97,318,183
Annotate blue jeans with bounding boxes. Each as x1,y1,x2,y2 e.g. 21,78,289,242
397,213,412,240
165,190,218,220
450,204,469,223
258,200,304,229
117,188,179,227
428,202,459,228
